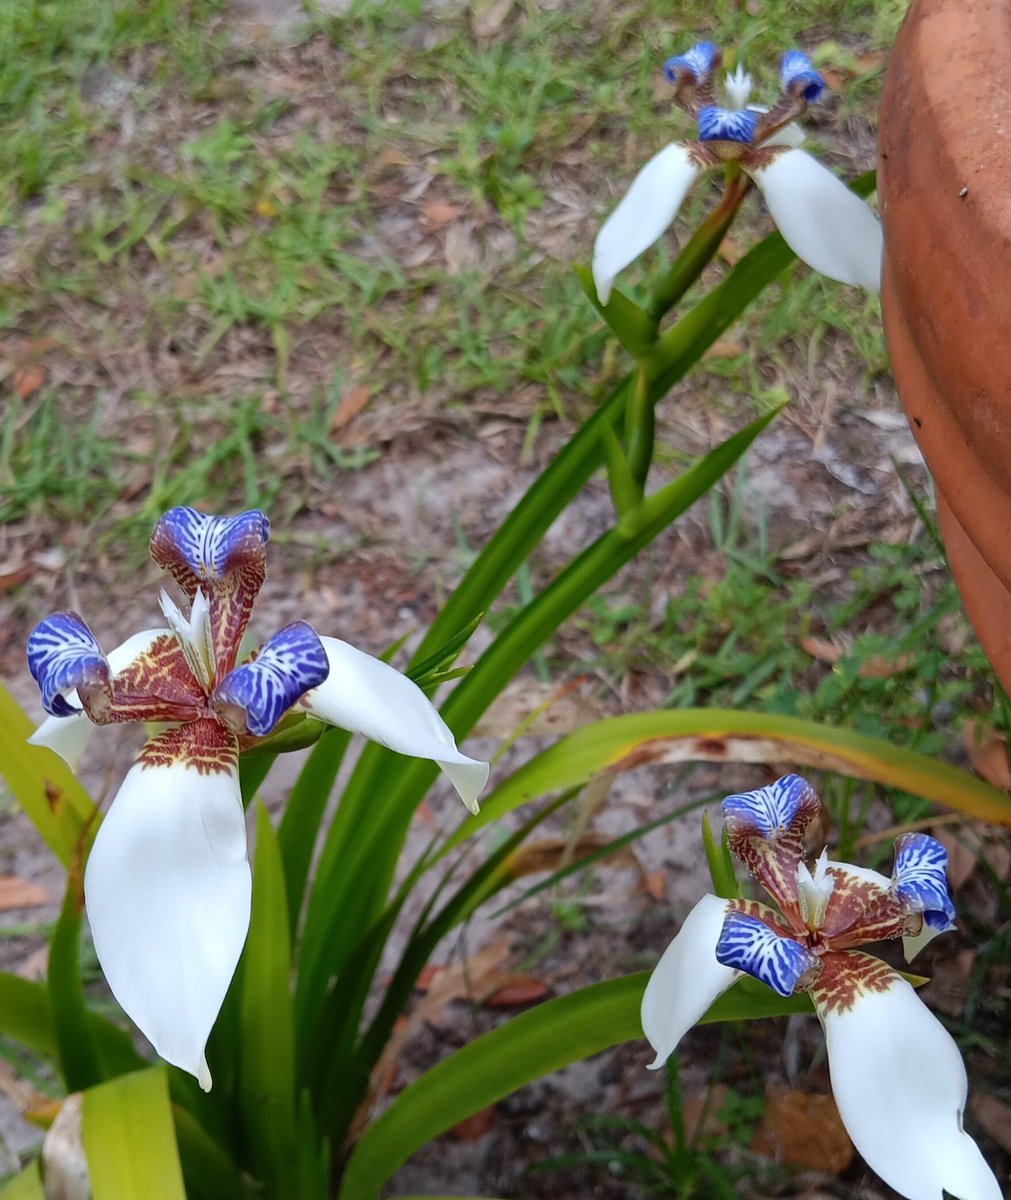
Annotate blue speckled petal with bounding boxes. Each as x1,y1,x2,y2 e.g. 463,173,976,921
715,912,820,997
150,507,271,677
151,507,270,585
780,49,824,103
213,621,329,737
663,41,719,87
697,105,760,144
893,833,956,932
722,774,816,840
27,612,110,717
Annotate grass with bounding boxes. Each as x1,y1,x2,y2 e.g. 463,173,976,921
0,0,899,536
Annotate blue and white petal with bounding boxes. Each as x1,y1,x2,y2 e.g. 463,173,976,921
721,773,816,840
822,973,1002,1200
641,893,739,1069
301,636,488,814
151,507,270,584
27,612,110,718
213,622,330,737
715,912,820,997
748,148,882,291
83,749,250,1091
779,50,824,103
29,630,169,769
893,833,956,932
697,105,760,144
662,42,719,88
592,142,702,305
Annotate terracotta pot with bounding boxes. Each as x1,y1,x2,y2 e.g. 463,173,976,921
879,0,1011,693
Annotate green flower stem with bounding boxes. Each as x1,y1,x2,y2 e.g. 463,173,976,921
296,410,780,1103
649,166,750,321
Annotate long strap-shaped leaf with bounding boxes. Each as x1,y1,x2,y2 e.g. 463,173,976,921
437,708,1011,853
295,408,781,1054
81,1067,187,1200
0,681,95,866
337,974,809,1199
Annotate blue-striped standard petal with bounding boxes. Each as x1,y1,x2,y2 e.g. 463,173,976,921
779,49,824,103
697,105,760,144
213,621,330,737
150,507,270,587
893,833,956,932
150,507,271,677
715,912,820,997
721,773,817,841
663,41,720,88
27,612,111,718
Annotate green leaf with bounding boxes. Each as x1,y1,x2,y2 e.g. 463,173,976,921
239,803,299,1192
442,707,1011,855
338,974,808,1199
0,970,141,1077
277,725,351,940
81,1067,186,1200
0,1162,44,1200
701,810,738,901
0,681,96,866
48,876,102,1091
573,263,657,357
296,410,779,1058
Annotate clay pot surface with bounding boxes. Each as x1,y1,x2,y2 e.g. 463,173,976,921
879,0,1011,693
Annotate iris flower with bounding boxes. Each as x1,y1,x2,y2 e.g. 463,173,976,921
27,507,488,1090
592,43,883,304
642,775,1000,1200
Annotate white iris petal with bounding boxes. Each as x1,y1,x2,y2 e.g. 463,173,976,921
83,757,251,1091
749,147,882,290
302,636,488,814
641,893,738,1069
820,975,1002,1200
592,143,702,305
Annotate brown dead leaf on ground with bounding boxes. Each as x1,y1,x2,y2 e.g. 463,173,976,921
11,364,46,399
470,0,515,38
330,385,371,433
970,1093,1011,1156
641,869,667,902
799,634,914,678
420,199,464,231
0,877,51,910
750,1087,853,1173
963,720,1011,791
933,822,1011,893
502,833,641,883
451,1105,496,1141
473,676,602,738
924,947,976,1016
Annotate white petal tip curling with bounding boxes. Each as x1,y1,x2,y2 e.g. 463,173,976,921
821,971,1002,1200
304,637,489,813
29,709,93,772
84,752,250,1090
750,148,883,292
641,893,738,1070
592,142,702,308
